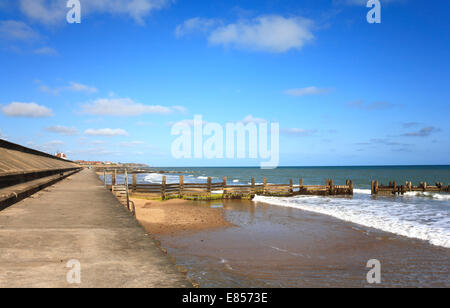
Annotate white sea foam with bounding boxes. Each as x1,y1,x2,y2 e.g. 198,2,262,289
404,192,450,201
198,176,208,180
253,194,450,248
143,173,180,184
233,179,239,183
353,189,372,195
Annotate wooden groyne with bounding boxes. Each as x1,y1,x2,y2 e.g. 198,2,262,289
371,180,450,195
105,170,353,200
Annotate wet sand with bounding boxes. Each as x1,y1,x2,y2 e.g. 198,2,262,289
131,198,233,236
138,199,450,288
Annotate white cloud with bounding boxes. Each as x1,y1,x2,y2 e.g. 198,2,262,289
201,15,315,53
284,86,332,96
44,125,79,135
0,20,40,41
82,98,186,116
85,128,129,137
175,18,220,37
18,0,170,25
1,102,53,118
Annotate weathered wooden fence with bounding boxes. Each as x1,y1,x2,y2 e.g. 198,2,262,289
371,180,450,195
104,171,353,200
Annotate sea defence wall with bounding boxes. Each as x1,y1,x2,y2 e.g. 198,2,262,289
0,139,82,209
0,168,192,287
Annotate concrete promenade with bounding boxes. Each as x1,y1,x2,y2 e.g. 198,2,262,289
0,169,192,288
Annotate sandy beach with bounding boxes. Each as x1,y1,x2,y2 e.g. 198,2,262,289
130,198,450,288
131,198,233,236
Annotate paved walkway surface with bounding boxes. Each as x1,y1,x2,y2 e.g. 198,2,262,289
0,169,192,288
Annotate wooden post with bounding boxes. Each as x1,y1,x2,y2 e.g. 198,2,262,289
179,175,184,198
223,177,227,198
161,176,166,200
207,177,212,195
103,169,106,187
125,169,130,210
299,179,304,188
393,181,397,194
132,174,137,192
349,180,354,194
251,178,255,195
423,182,427,192
263,178,267,195
375,181,379,194
408,181,412,192
371,180,375,195
112,169,117,186
289,179,293,194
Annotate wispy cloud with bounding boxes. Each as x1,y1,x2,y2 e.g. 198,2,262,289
402,126,441,137
1,102,53,118
0,20,40,41
119,141,146,147
84,128,129,137
284,86,333,97
67,82,98,93
369,138,412,147
175,18,220,37
136,121,155,127
33,46,58,56
39,81,98,95
355,137,413,153
82,98,186,116
44,125,79,136
402,122,421,128
334,0,404,5
348,100,397,110
0,129,8,140
177,15,315,53
45,140,64,147
241,115,267,124
283,128,318,137
18,0,170,25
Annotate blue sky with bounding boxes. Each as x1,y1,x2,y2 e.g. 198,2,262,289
0,0,449,166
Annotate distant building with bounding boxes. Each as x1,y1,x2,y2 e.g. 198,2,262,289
55,152,67,160
75,160,103,165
